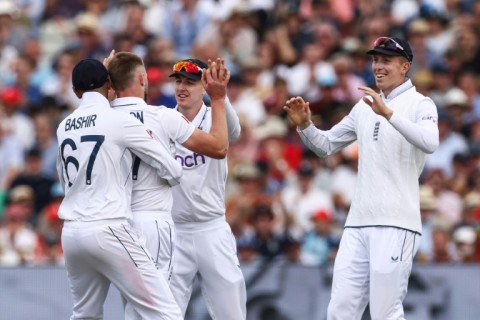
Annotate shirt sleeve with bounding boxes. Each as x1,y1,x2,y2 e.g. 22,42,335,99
122,115,183,186
164,108,195,144
388,98,439,154
225,96,241,141
56,148,66,190
297,107,358,157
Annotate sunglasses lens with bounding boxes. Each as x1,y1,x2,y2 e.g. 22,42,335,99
373,37,409,60
173,61,201,74
374,37,395,49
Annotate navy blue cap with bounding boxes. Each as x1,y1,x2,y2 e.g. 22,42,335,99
367,37,413,62
72,59,108,92
169,59,208,81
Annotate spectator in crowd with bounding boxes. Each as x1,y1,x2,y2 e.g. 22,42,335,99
424,109,468,178
118,2,153,58
423,168,464,229
431,226,459,263
237,202,286,260
300,209,338,266
0,85,35,151
0,1,19,87
267,6,314,65
416,185,442,263
329,144,358,222
254,115,303,195
144,65,176,108
330,52,366,104
0,203,38,266
40,49,80,111
442,87,471,135
31,113,58,180
226,117,261,173
36,182,64,266
0,121,23,199
72,12,110,62
280,161,334,236
161,0,211,58
9,54,43,108
452,225,477,263
9,148,54,222
226,160,267,236
457,71,480,119
227,74,266,127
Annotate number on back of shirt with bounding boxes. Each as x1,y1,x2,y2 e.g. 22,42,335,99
60,135,105,186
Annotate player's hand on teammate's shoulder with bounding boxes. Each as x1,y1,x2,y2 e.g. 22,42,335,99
202,58,230,102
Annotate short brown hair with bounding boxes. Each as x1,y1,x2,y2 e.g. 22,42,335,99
107,52,144,91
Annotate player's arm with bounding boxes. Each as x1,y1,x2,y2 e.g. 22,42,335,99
358,86,439,153
182,58,229,159
225,96,241,141
55,147,66,190
284,96,357,157
122,116,182,185
387,99,439,153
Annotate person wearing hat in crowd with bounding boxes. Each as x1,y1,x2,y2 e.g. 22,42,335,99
300,209,338,266
0,203,38,266
168,57,246,320
104,51,239,319
9,148,55,224
284,36,439,319
56,58,184,319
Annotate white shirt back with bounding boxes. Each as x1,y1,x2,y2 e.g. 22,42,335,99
112,97,195,213
56,92,182,221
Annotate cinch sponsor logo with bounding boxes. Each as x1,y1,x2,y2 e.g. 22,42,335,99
175,153,206,168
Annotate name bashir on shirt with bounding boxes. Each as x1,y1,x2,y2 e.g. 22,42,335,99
65,114,97,131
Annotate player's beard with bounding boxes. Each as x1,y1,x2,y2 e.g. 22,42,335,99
143,87,148,102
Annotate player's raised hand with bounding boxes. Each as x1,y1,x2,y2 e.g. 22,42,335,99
202,58,230,102
283,96,312,130
103,49,115,68
358,86,393,119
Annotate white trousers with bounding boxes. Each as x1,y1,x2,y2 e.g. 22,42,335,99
124,211,179,320
62,219,182,320
327,227,420,320
170,217,247,320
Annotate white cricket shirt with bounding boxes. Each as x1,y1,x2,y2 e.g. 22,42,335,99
56,92,182,221
172,101,241,223
298,80,439,233
111,97,195,213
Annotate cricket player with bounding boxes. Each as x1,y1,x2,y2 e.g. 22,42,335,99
57,59,183,319
169,58,246,319
284,37,439,319
105,52,233,319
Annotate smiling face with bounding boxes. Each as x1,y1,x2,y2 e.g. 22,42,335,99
371,54,410,96
174,75,205,111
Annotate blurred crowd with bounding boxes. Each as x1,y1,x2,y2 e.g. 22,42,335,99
1,0,480,267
